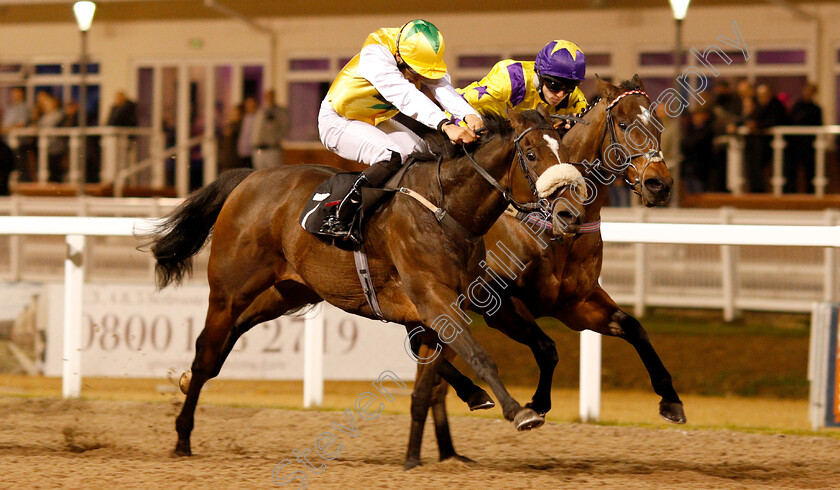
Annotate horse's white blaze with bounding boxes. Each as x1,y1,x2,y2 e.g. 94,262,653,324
638,105,652,125
543,134,562,163
536,163,585,199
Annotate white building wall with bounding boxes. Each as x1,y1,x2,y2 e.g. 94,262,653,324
0,4,838,123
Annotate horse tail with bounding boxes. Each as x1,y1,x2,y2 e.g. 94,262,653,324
147,168,254,289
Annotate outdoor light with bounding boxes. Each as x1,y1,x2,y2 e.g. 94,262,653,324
73,1,96,31
669,0,690,20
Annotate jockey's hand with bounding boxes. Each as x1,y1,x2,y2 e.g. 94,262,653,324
463,114,484,133
552,114,577,131
443,122,477,145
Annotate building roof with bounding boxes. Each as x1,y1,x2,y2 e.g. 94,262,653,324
0,0,830,24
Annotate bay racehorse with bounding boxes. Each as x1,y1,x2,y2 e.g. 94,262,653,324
406,76,685,468
144,109,587,457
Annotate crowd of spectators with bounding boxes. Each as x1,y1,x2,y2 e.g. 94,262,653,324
0,88,139,194
679,79,824,195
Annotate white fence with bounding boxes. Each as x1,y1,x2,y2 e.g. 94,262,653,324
719,125,840,197
3,215,840,422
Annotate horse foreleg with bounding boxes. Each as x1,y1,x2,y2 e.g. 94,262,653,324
483,297,558,416
405,343,441,470
556,285,686,424
405,280,543,430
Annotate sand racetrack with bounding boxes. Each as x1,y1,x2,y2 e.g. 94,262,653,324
2,397,840,489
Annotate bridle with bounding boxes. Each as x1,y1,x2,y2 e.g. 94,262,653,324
598,90,664,194
461,124,551,215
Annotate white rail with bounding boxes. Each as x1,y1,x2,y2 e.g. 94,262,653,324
2,216,840,420
720,125,840,196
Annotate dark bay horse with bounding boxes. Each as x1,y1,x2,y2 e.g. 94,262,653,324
407,76,685,468
145,109,587,457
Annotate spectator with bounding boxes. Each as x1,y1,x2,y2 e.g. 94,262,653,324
709,82,740,193
1,87,34,181
251,89,289,169
681,105,716,194
0,137,12,195
743,84,787,193
219,103,243,172
236,96,258,168
1,87,31,137
37,93,67,183
62,99,80,127
785,82,822,193
106,90,138,127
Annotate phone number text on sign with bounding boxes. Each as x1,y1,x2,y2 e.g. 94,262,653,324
44,284,415,381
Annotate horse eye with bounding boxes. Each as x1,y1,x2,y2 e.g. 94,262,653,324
618,122,628,131
526,149,537,161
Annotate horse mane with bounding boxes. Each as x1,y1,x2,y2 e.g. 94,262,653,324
618,79,643,92
410,110,550,163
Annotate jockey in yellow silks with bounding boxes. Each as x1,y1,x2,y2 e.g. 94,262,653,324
458,40,588,124
316,19,482,241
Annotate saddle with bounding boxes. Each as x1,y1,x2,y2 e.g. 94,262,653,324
298,171,399,250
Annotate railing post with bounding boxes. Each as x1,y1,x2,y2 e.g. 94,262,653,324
303,304,324,408
633,206,647,318
10,195,21,281
67,131,81,187
824,209,837,303
579,329,601,422
726,135,744,195
63,234,85,399
770,132,786,196
814,133,828,197
151,132,166,189
100,129,119,185
721,207,739,321
37,134,49,183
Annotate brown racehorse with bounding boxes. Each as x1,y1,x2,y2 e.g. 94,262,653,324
145,109,587,457
406,76,685,468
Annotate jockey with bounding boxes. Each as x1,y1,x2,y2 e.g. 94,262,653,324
317,19,483,240
458,40,588,128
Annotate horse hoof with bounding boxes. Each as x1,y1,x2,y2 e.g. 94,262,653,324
467,390,495,411
171,446,192,458
514,408,545,431
403,458,422,470
525,401,550,417
179,370,192,395
659,401,686,424
444,453,475,464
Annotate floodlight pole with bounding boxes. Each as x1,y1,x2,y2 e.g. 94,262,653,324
78,28,88,196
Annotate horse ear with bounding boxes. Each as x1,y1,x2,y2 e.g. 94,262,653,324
536,104,551,121
632,74,646,91
597,77,620,101
507,107,525,128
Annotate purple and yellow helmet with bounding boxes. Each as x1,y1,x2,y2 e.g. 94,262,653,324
535,40,586,81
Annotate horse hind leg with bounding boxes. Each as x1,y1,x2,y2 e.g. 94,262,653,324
175,282,319,456
430,374,474,464
557,286,685,424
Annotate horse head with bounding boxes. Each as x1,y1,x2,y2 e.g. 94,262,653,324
507,107,585,238
596,75,673,207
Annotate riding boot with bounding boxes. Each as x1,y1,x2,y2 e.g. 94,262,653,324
321,151,403,240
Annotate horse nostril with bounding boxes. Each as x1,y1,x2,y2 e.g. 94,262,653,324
644,178,668,194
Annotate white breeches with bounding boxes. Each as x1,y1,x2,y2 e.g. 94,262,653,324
318,98,429,165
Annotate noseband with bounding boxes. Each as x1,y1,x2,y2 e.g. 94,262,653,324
600,90,663,193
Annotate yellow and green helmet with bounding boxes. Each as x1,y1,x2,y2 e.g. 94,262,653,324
396,19,447,79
